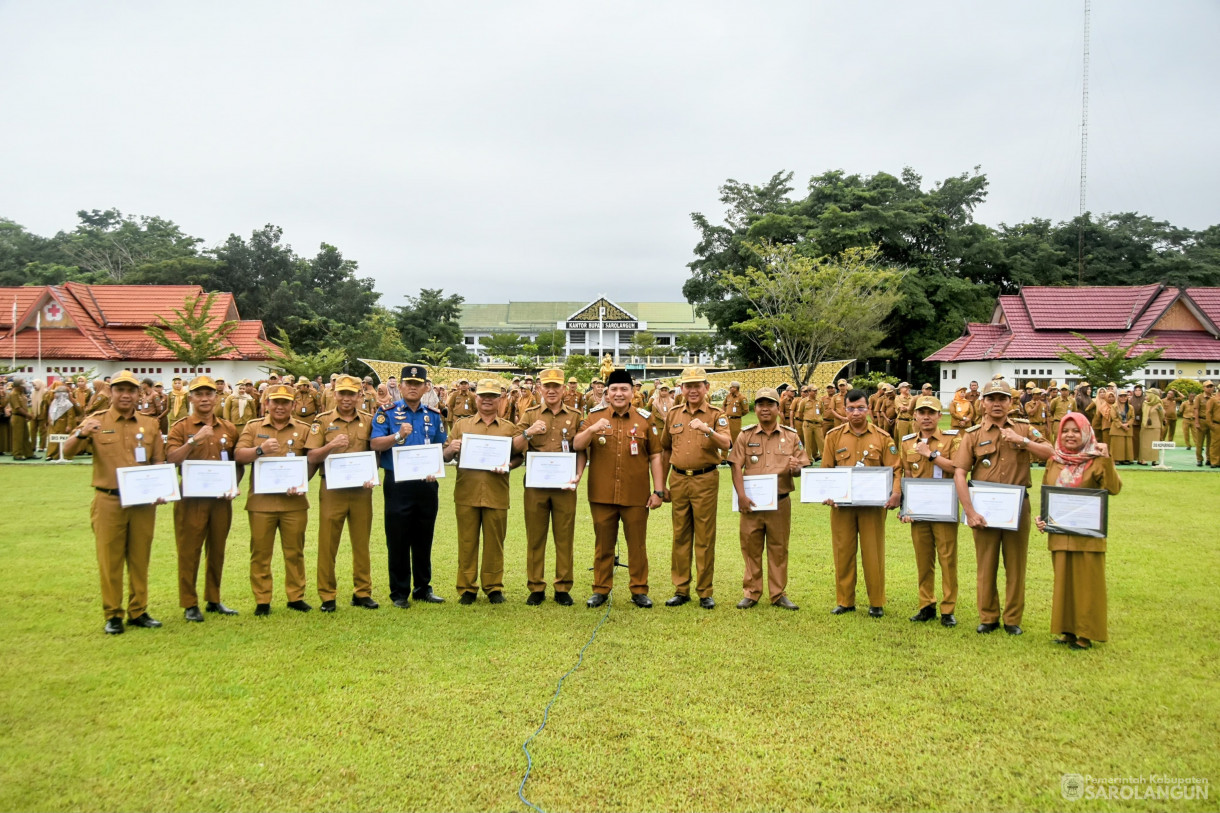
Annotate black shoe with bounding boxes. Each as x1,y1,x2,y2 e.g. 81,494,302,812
393,597,411,609
868,606,884,618
772,595,799,611
665,594,690,607
205,602,238,615
941,613,957,627
286,600,312,612
1004,624,1024,635
487,591,506,604
831,605,856,615
909,605,936,622
587,592,608,608
254,603,271,616
525,591,546,606
127,614,162,628
414,590,445,603
351,595,379,609
977,622,1001,634
699,597,716,610
737,598,757,609
104,618,124,635
320,600,337,613
554,591,574,606
183,606,204,623
458,591,477,605
631,593,653,608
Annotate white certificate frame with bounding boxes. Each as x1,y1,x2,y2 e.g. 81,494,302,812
842,467,893,507
965,482,1026,531
116,464,181,507
458,434,513,472
392,444,445,482
732,473,778,512
900,477,959,523
1040,486,1108,538
800,467,852,504
323,451,378,489
180,460,238,499
253,455,309,495
524,452,577,489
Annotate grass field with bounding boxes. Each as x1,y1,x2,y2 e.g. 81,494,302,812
0,458,1217,812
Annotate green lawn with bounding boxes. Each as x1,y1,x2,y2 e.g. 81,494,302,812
0,461,1216,812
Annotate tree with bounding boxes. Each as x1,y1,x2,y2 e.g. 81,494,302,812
626,330,658,358
532,329,567,358
722,241,904,386
1056,333,1165,387
480,333,525,359
143,292,238,366
329,308,409,369
396,288,472,365
675,332,718,360
563,353,598,383
60,209,202,281
261,328,348,381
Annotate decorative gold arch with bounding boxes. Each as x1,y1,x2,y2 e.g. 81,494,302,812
357,359,513,389
700,360,854,402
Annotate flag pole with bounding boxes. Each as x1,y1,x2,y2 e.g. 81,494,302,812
11,298,17,371
36,308,42,379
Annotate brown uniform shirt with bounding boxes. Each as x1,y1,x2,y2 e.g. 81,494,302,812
293,390,320,421
821,423,900,471
236,416,312,512
899,428,961,479
448,390,476,420
727,422,808,494
951,417,1042,487
800,397,821,424
661,401,729,471
305,409,373,454
451,415,519,509
583,391,604,412
167,389,191,424
166,413,239,463
517,403,583,455
579,405,662,506
224,393,260,427
723,392,748,420
562,389,583,410
86,407,167,490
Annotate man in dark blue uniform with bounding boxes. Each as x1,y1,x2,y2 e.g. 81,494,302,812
370,363,447,608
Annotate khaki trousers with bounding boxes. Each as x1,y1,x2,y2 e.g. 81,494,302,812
454,504,507,595
91,492,155,620
1197,423,1210,464
911,520,958,614
174,497,232,608
1182,421,1194,447
669,469,718,598
829,506,886,608
248,510,308,603
739,496,791,601
802,423,818,460
728,418,742,446
316,485,374,601
972,499,1031,625
589,502,649,595
1211,425,1220,466
522,487,577,592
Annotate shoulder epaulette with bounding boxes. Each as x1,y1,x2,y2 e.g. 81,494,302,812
943,429,960,435
588,404,606,413
170,416,190,429
1013,417,1030,424
635,408,651,418
901,432,917,441
316,409,335,419
965,424,981,433
780,424,797,433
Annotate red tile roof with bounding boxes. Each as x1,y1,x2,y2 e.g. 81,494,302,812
1021,284,1163,330
1187,287,1220,329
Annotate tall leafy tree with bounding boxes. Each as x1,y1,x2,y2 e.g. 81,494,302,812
143,292,238,365
396,288,473,365
1056,334,1165,387
59,209,202,281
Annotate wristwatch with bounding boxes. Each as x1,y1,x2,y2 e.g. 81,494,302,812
929,450,940,461
255,447,265,457
187,437,197,447
653,489,664,498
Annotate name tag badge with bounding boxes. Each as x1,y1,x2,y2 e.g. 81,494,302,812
221,451,230,461
134,446,147,463
630,439,639,456
562,440,570,453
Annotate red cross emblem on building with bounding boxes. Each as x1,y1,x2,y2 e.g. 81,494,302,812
44,302,64,321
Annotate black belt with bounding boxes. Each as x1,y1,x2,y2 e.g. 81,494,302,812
778,493,790,501
671,464,718,477
95,487,120,496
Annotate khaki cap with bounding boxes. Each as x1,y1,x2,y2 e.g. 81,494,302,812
754,387,781,404
920,382,933,390
110,370,140,388
1025,381,1037,389
837,378,848,386
1203,380,1215,387
538,368,564,386
913,395,942,412
980,377,1013,397
475,378,502,396
188,375,219,392
677,366,708,385
266,384,295,401
334,374,361,393
568,377,578,383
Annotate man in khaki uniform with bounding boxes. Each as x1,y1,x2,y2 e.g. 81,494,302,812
1206,383,1220,467
1194,382,1214,466
898,395,961,627
574,368,665,608
893,382,915,440
167,376,190,426
518,368,587,605
660,366,731,609
728,387,808,610
447,379,476,432
5,378,34,460
166,375,241,621
1047,385,1071,444
562,377,583,410
321,374,339,414
64,370,167,634
444,379,529,604
799,385,821,461
722,381,749,446
305,374,379,612
953,377,1053,635
583,379,605,412
829,379,849,428
235,383,312,614
791,386,807,450
293,379,320,422
821,388,901,616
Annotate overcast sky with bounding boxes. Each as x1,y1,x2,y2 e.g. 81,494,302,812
2,1,1216,310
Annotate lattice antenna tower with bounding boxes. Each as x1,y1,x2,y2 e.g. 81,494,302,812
1078,0,1091,284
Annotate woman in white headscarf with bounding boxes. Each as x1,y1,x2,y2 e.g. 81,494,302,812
45,385,82,459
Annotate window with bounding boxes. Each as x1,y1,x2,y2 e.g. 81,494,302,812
464,336,474,345
952,370,957,379
569,331,586,343
943,370,948,379
657,336,671,346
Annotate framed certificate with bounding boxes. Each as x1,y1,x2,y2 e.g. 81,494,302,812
392,444,445,482
525,452,577,489
800,467,852,504
732,474,778,512
458,434,513,472
324,451,378,489
900,478,958,523
843,467,893,507
253,456,309,494
965,482,1025,531
180,460,238,498
1040,486,1109,538
117,464,181,507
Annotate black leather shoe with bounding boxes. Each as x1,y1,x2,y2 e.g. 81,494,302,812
487,591,506,604
351,595,379,609
525,591,546,606
393,597,411,609
699,597,716,610
458,591,477,605
254,603,271,616
205,601,238,615
665,594,690,607
831,605,856,615
127,614,162,628
414,591,445,603
183,606,204,623
868,606,884,618
909,605,936,622
320,600,337,613
586,592,608,608
772,595,799,611
631,593,653,608
1004,624,1024,635
941,613,957,627
286,600,312,612
977,622,1001,634
104,618,124,635
737,598,757,609
554,591,574,606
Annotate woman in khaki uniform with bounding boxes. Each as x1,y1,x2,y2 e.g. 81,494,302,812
1108,391,1135,463
1036,413,1121,650
1162,390,1179,443
1137,391,1164,465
